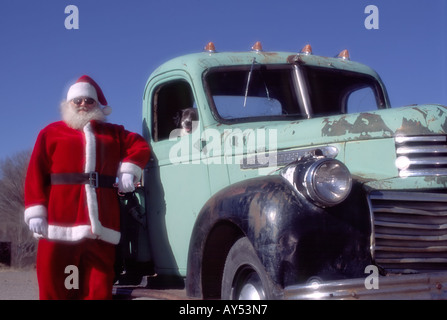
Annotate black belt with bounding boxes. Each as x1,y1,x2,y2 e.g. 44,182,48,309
50,172,116,188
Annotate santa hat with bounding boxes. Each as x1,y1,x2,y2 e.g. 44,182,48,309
67,75,112,115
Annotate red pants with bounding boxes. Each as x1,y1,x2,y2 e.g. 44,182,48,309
36,238,116,300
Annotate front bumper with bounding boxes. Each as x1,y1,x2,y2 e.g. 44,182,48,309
284,271,447,300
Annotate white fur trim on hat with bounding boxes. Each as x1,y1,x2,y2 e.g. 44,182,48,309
102,105,112,115
67,82,98,103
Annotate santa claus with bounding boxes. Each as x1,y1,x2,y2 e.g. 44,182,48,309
24,75,150,299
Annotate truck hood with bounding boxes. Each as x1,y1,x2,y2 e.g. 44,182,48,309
218,104,447,187
270,104,447,150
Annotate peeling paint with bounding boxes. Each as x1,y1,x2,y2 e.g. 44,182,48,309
248,193,265,239
350,113,393,136
424,176,447,188
319,105,447,141
321,117,352,136
397,117,435,135
321,113,393,138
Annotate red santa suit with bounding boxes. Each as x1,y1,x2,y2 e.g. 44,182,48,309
24,75,150,299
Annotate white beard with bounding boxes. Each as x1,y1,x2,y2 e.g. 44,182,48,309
60,101,106,130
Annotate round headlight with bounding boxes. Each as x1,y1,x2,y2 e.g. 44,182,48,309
304,159,352,207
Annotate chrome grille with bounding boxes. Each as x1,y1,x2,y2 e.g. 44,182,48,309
395,135,447,177
370,190,447,273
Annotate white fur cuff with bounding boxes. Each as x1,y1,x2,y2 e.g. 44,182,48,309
24,205,48,225
118,162,143,181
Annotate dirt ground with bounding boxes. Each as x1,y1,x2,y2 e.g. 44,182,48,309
0,266,188,300
0,267,39,300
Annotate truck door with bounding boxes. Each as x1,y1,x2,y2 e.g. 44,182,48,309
144,76,211,278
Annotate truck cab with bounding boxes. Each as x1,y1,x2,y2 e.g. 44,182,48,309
117,42,447,299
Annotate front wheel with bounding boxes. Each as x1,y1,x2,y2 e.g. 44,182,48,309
221,237,274,300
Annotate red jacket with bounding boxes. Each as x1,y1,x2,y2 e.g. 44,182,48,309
24,120,150,244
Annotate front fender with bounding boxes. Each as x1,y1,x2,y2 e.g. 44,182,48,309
186,175,373,298
185,175,318,298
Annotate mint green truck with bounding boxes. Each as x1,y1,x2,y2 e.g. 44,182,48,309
116,42,447,299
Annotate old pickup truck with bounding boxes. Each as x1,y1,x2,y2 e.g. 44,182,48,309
115,42,447,299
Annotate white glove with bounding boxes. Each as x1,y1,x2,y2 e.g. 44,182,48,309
118,173,135,193
29,217,48,236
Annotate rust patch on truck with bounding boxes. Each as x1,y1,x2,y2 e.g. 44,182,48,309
436,107,447,133
248,193,267,239
396,105,447,135
350,113,393,136
397,118,434,135
321,117,352,136
322,113,393,138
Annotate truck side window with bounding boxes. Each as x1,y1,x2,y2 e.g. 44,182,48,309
152,80,196,142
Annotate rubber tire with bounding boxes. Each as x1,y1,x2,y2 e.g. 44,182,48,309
221,237,274,300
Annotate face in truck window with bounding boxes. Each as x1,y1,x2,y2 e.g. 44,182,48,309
151,80,198,142
205,64,385,123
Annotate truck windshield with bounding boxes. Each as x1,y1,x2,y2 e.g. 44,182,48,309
301,65,385,116
205,64,384,123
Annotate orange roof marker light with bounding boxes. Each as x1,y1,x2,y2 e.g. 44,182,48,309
337,49,350,60
251,41,263,52
204,42,217,53
300,44,313,55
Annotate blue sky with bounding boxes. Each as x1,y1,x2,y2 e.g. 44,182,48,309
0,0,446,161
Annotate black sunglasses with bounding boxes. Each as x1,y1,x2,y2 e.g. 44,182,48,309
72,97,96,105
